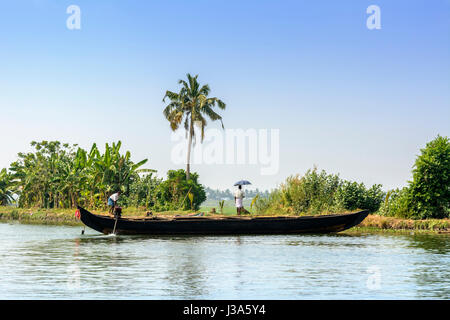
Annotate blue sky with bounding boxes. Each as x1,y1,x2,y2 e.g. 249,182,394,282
0,0,449,190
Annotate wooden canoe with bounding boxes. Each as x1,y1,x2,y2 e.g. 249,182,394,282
78,206,369,235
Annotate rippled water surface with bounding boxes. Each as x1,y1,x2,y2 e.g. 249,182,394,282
0,222,449,299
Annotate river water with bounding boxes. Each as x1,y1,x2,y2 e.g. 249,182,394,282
0,222,448,299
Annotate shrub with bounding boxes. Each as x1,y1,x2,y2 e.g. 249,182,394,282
154,169,206,211
379,188,413,218
124,173,162,208
408,135,449,219
218,200,225,214
335,181,384,212
10,209,19,220
278,168,341,215
0,168,15,205
252,189,283,214
254,167,384,215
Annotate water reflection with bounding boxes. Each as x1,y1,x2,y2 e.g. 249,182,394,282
407,234,450,299
0,223,449,299
408,234,450,254
414,263,450,299
164,242,208,298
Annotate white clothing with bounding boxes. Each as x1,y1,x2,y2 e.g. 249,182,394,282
109,193,119,202
234,189,244,199
234,189,244,208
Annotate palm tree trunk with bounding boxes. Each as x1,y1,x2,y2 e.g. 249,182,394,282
72,193,77,208
186,119,193,180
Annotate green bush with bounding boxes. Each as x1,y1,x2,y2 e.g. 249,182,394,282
335,181,384,212
408,135,449,219
124,173,162,208
375,136,449,220
379,188,413,218
334,181,365,211
10,209,19,220
277,168,341,214
252,189,283,214
0,168,15,205
8,140,151,209
254,168,384,215
154,169,206,211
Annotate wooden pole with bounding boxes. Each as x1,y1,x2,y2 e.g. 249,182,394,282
112,216,119,235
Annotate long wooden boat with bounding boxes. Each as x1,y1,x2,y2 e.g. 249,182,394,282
78,206,369,235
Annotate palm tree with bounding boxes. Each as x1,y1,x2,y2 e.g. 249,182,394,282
163,73,226,180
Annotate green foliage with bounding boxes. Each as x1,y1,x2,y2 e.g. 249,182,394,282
378,188,412,218
154,169,206,211
252,190,282,214
2,141,209,212
0,169,15,205
335,181,384,212
188,192,194,209
163,73,226,179
124,173,163,208
374,135,449,220
8,140,152,209
218,200,225,214
254,168,385,215
279,169,341,214
408,135,449,219
250,195,259,210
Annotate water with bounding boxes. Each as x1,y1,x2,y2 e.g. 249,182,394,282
0,222,449,299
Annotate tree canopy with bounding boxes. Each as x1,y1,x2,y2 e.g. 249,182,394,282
163,73,226,180
408,135,450,219
8,140,152,209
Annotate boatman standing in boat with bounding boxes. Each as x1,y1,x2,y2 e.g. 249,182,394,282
108,191,120,215
234,185,245,215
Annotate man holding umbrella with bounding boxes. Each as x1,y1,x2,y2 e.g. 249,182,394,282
234,180,251,215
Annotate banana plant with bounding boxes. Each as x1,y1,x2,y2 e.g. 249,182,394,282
0,169,15,205
218,200,225,214
7,140,154,209
251,194,260,211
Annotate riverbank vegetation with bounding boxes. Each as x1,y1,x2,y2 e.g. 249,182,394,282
0,135,448,230
252,135,449,221
252,168,384,216
0,168,15,205
7,140,152,208
379,135,449,219
0,140,205,212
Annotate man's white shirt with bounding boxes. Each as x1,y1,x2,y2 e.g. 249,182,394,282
234,189,244,199
110,193,119,201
